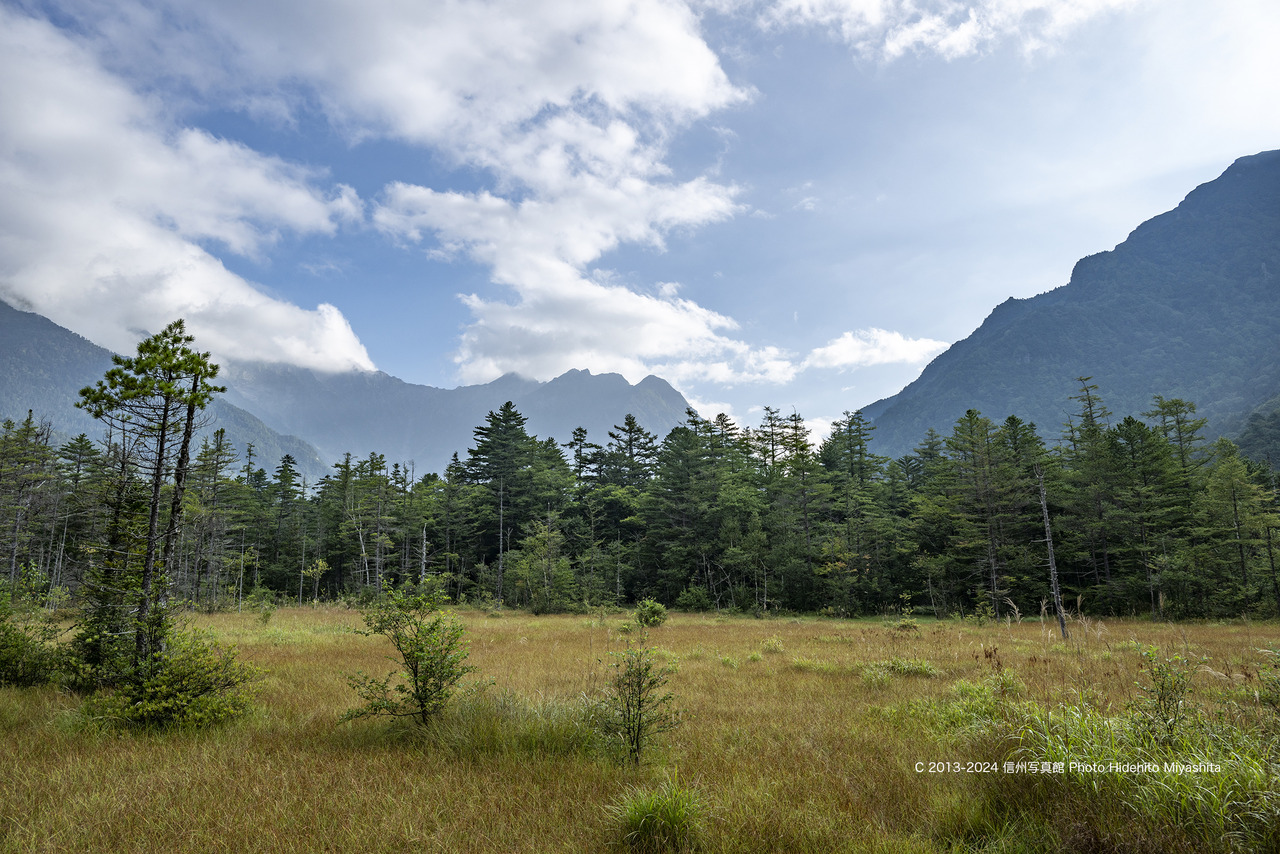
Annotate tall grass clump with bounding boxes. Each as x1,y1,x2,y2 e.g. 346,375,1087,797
418,685,609,757
934,650,1280,853
609,772,706,853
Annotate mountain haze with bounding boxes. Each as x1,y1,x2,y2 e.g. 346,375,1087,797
0,298,693,479
864,149,1280,460
219,363,691,475
0,299,330,479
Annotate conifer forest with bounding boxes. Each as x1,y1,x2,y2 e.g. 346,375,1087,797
3,327,1277,623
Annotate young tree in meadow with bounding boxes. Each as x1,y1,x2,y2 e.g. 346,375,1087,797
76,319,223,670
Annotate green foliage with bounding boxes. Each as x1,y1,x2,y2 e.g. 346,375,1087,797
634,598,668,627
81,630,259,729
1259,647,1280,716
1131,646,1200,745
673,586,712,612
0,583,64,687
880,657,938,677
926,663,1280,854
343,586,475,726
604,643,680,765
608,771,706,853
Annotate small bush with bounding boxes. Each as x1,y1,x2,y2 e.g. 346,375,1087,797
760,635,784,655
604,644,680,765
81,630,259,729
0,588,64,687
674,586,712,612
609,772,705,853
1131,646,1198,745
343,586,475,727
634,599,668,628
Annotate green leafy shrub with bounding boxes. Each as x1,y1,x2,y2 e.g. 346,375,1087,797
634,598,668,628
1131,646,1199,745
674,586,712,612
604,644,680,765
0,586,64,687
81,630,259,728
343,586,475,726
609,771,705,853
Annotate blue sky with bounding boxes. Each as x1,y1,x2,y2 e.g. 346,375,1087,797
3,0,1279,439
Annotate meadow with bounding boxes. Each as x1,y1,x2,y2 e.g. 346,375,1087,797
3,608,1278,853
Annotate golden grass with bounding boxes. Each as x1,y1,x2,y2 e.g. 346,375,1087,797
2,608,1276,853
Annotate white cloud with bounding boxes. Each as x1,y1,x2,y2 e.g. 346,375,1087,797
0,7,374,371
40,0,787,386
763,0,1142,59
805,328,947,369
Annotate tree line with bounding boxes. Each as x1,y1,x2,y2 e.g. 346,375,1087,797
3,337,1279,620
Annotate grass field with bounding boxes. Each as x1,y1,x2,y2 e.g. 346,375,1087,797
3,608,1279,853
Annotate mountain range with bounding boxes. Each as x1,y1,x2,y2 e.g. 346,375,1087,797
0,300,692,480
863,148,1280,463
217,362,689,476
4,148,1279,473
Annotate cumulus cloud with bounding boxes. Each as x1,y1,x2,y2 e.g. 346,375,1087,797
33,0,797,386
805,328,947,369
0,7,374,371
763,0,1141,59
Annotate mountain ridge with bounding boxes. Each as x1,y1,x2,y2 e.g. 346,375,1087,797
0,298,693,479
863,148,1280,460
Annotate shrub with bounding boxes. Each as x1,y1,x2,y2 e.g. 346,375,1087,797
81,630,259,728
0,586,64,687
609,771,705,853
634,598,668,628
1131,646,1199,745
604,644,680,765
343,586,475,726
674,586,712,612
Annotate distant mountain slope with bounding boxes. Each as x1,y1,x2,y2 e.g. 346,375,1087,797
1,299,693,479
0,299,329,479
219,363,691,475
864,149,1280,459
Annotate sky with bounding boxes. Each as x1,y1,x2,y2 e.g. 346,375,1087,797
3,0,1280,439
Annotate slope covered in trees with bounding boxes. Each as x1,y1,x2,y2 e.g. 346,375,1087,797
864,149,1280,460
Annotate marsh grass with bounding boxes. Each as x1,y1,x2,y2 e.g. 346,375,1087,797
2,609,1278,852
609,771,706,853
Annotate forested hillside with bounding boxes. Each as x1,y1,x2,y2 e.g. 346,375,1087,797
5,367,1278,619
865,149,1280,461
